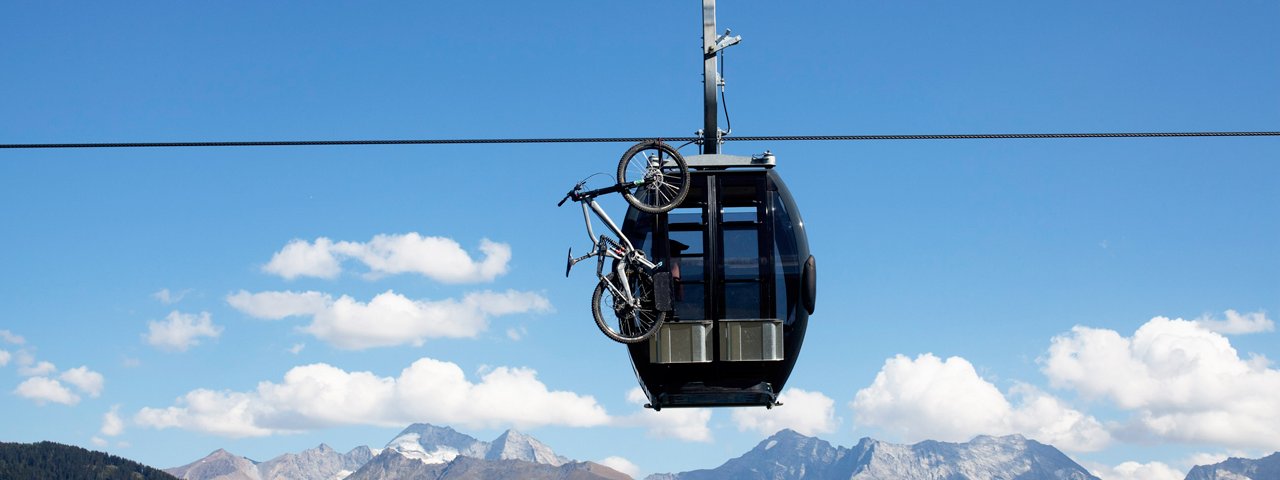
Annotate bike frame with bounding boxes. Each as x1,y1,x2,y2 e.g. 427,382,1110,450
569,184,661,308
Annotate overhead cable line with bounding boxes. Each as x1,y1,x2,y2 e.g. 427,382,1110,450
1,131,1278,150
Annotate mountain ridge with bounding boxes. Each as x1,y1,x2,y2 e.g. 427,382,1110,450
646,429,1099,480
158,423,1280,480
1184,452,1280,480
166,423,595,480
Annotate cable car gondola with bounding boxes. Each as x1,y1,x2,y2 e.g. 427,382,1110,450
556,0,816,410
620,152,815,409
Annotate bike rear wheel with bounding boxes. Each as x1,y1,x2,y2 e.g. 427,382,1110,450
618,141,690,214
592,271,665,343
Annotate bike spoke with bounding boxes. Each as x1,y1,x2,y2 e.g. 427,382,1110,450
655,185,672,205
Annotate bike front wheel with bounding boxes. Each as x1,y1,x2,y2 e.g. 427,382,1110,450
618,140,690,214
592,271,665,343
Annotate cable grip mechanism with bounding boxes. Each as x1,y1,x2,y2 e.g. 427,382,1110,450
708,29,741,55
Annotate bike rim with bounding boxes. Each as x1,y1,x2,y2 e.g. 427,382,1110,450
604,275,660,338
627,149,685,209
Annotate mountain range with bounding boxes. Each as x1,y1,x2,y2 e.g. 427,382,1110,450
645,430,1098,480
1184,452,1280,480
157,424,1280,480
164,423,625,480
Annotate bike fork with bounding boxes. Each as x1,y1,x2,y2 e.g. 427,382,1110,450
613,261,636,307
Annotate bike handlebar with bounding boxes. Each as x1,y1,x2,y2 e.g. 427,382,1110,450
557,181,588,207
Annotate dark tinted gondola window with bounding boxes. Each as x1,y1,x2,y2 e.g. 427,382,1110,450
721,206,758,223
723,228,761,281
718,175,767,320
771,192,801,325
668,208,703,226
724,283,762,319
669,207,707,321
669,230,704,283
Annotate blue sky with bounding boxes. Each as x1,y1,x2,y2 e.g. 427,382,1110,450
1,2,1277,479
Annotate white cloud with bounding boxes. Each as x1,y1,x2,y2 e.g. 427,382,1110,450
1085,461,1183,480
144,311,223,352
0,350,9,367
1181,452,1232,470
90,437,108,447
229,289,551,350
19,360,57,377
60,366,105,397
506,326,527,341
227,290,329,319
136,389,271,437
263,233,512,283
14,377,80,406
851,353,1109,452
152,288,190,305
1043,315,1280,450
135,357,609,438
1193,310,1273,335
287,343,306,355
732,388,839,437
597,456,640,478
0,330,24,345
336,234,511,283
101,405,125,436
617,388,713,442
263,237,343,280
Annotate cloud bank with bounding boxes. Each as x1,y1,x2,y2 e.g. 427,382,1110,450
101,406,125,437
851,353,1109,452
60,366,104,397
618,388,713,442
597,456,640,479
1043,312,1280,450
0,330,24,345
227,289,551,350
732,388,839,437
263,233,511,283
1192,309,1274,335
1085,460,1183,480
135,357,608,437
14,377,80,406
145,311,222,352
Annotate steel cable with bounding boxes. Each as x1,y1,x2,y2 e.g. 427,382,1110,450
1,131,1278,150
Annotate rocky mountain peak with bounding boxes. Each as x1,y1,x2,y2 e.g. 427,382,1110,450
485,429,569,466
208,448,238,458
1185,452,1280,480
166,449,261,480
385,423,487,465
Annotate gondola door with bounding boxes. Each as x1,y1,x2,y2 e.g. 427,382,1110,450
709,173,781,363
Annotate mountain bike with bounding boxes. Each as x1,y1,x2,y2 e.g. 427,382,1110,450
558,140,691,343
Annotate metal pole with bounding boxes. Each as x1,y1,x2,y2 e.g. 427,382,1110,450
702,0,719,154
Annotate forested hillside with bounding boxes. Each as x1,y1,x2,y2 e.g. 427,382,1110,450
0,441,177,480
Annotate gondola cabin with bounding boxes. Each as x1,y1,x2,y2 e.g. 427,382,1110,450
622,153,816,409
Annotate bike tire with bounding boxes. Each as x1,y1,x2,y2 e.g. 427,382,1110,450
618,141,691,214
592,271,665,344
